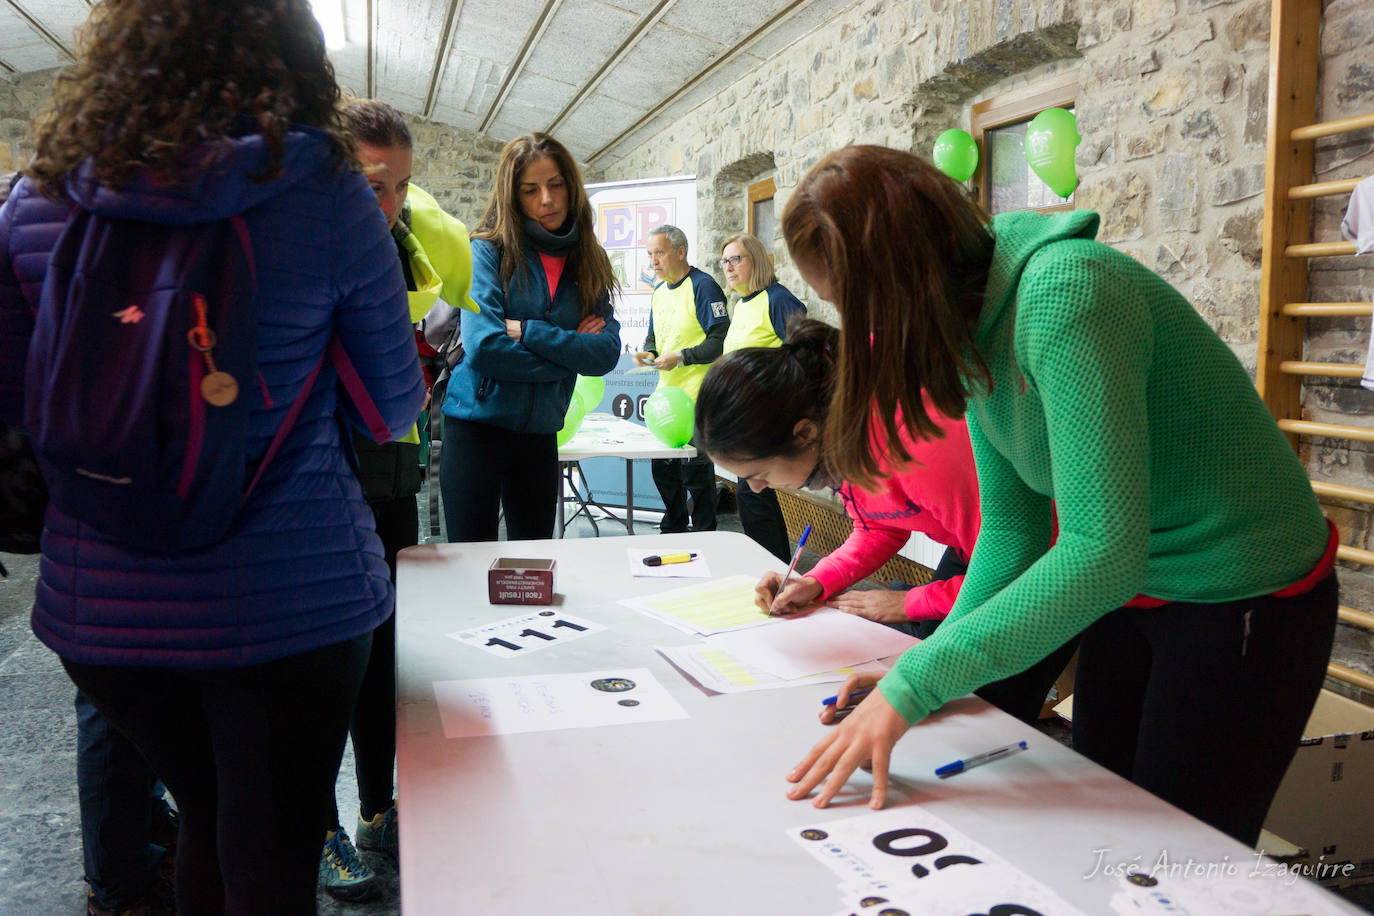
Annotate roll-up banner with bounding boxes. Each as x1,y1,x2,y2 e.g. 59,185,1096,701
581,175,698,513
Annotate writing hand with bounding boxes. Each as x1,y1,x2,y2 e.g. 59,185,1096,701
788,686,909,809
753,571,784,613
770,576,823,617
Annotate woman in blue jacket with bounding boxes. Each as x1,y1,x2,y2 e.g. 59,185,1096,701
440,134,621,541
0,2,424,911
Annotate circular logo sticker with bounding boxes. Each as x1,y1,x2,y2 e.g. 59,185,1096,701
618,699,640,707
590,677,636,693
799,829,829,841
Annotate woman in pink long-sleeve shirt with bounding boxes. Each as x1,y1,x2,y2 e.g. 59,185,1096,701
695,318,1076,723
815,403,977,625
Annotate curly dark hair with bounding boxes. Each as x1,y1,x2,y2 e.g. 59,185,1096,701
27,0,355,192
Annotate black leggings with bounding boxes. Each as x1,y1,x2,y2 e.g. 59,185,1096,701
910,547,1079,724
335,493,416,825
1073,571,1338,846
63,634,372,915
439,415,559,542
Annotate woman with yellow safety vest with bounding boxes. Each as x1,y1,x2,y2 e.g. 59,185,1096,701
718,233,805,562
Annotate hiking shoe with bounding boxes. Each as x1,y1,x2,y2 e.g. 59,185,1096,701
356,803,398,861
319,828,377,902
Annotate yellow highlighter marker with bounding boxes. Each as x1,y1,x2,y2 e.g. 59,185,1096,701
642,552,698,567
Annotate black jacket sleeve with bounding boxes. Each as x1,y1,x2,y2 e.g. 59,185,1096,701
681,321,728,366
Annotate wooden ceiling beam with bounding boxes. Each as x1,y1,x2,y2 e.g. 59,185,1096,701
544,0,676,138
588,0,813,165
3,0,75,61
365,0,375,98
423,0,465,119
478,0,565,134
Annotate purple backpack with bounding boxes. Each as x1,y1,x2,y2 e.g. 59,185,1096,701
25,207,381,553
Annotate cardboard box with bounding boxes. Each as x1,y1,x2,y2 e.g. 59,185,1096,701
488,558,556,605
1054,688,1374,888
1262,689,1374,888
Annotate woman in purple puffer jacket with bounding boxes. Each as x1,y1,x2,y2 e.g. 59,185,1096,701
0,2,424,911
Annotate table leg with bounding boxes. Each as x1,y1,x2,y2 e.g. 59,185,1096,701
574,463,600,537
557,462,567,538
625,460,634,535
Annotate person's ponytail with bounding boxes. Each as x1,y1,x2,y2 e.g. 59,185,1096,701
696,317,838,462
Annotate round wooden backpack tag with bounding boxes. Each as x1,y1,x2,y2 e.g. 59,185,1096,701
201,371,239,406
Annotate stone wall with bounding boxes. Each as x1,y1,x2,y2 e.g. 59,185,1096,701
0,70,53,176
406,120,506,226
0,68,505,228
599,0,1283,358
602,0,1374,692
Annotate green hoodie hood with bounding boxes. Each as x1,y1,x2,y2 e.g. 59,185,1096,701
977,209,1100,348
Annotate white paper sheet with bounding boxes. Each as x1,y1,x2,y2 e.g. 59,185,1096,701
1108,859,1355,915
789,805,1090,916
656,644,890,694
628,547,713,578
703,607,918,680
446,611,605,657
432,668,689,738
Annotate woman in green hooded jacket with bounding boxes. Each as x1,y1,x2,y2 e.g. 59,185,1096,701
780,145,1336,849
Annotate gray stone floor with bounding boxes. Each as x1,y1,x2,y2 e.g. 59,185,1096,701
4,483,1372,914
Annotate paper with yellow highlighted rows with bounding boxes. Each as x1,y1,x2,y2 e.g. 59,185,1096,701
656,643,891,695
432,668,688,739
619,574,773,635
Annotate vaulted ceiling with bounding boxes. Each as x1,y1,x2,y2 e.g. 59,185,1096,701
2,0,846,166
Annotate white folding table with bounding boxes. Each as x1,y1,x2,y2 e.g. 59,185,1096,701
395,531,1361,915
556,412,696,536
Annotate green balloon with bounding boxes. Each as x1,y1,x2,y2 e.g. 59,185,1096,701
932,129,979,182
644,386,694,448
556,396,587,447
573,374,605,413
1025,107,1080,198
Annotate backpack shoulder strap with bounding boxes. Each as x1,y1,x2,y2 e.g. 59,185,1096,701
242,336,397,500
329,337,392,444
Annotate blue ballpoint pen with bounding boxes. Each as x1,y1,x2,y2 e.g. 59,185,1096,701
935,740,1028,778
779,524,812,591
770,524,813,616
820,688,873,707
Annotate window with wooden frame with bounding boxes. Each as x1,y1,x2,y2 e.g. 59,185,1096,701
969,69,1079,214
747,177,777,262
